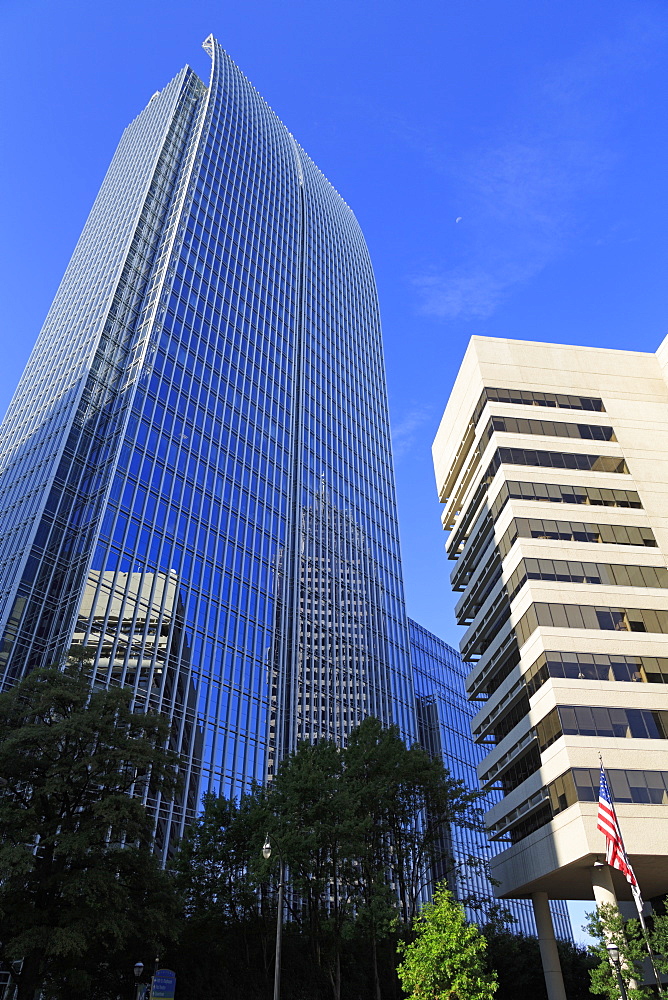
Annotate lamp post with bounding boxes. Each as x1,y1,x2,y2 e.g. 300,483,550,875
263,834,283,1000
133,961,145,1000
606,942,629,1000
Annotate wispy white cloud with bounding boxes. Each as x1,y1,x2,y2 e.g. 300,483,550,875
414,261,533,321
391,405,434,461
411,13,666,321
412,135,610,320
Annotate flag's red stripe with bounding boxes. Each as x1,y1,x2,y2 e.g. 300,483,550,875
597,774,639,889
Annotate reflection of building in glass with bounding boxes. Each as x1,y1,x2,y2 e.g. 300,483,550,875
0,38,415,858
293,486,390,746
74,570,180,689
268,486,391,775
409,618,572,939
72,570,203,851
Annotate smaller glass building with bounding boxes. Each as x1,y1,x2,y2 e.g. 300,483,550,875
408,618,572,940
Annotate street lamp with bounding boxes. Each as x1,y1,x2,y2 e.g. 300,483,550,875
263,834,283,1000
606,942,629,1000
133,962,145,1000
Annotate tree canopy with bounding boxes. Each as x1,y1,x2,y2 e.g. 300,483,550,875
481,923,595,1000
396,883,497,1000
0,655,180,1000
1,682,559,1000
176,718,481,1000
585,900,668,1000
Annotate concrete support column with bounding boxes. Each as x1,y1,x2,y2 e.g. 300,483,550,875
592,861,617,910
531,891,567,1000
592,862,639,991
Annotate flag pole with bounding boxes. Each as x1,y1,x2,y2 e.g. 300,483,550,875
598,754,664,995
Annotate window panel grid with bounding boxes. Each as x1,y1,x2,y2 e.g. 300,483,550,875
516,602,668,647
480,415,616,454
473,387,605,427
499,517,656,558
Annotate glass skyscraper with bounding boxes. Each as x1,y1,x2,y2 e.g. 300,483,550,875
0,37,415,856
409,618,573,940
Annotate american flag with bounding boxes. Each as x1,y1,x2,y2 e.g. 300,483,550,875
598,764,644,917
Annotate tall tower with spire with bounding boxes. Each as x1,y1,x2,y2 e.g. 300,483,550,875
0,38,415,855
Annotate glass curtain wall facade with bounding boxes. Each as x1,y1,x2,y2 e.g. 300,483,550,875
0,37,415,857
409,619,573,939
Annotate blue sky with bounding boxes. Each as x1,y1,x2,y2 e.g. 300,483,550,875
3,0,668,941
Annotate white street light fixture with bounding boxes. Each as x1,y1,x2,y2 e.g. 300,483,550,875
262,834,282,1000
606,942,628,1000
606,943,620,965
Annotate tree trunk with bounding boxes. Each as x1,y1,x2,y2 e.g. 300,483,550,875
371,924,381,1000
330,861,342,1000
328,951,341,1000
15,950,44,1000
309,894,320,965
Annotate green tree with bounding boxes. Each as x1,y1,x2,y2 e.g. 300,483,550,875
268,739,358,1000
177,741,360,1000
174,718,486,1000
586,903,652,999
482,924,595,1000
345,718,480,1000
174,783,278,990
647,899,668,981
0,655,180,1000
176,789,265,924
345,718,478,920
397,884,497,1000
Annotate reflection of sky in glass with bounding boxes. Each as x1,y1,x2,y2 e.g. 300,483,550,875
409,619,573,939
0,38,414,859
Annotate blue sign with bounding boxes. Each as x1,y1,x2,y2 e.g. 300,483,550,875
150,970,176,1000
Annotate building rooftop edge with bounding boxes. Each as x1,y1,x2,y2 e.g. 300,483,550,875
466,332,668,360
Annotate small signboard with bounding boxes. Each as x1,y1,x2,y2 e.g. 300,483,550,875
150,969,176,1000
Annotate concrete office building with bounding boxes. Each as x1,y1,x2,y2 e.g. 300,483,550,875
433,335,668,993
